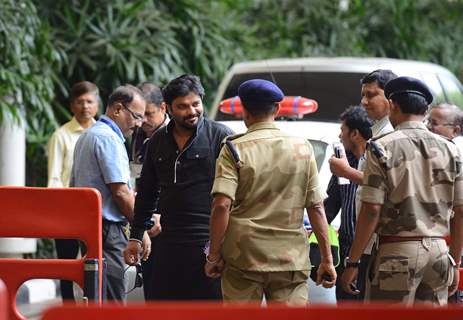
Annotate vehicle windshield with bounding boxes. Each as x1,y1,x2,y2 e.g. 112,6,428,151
215,71,463,121
217,72,363,122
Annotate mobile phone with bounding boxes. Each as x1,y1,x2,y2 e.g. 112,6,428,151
334,143,344,158
332,142,350,185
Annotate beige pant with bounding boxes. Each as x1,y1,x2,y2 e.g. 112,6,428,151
221,265,309,305
366,238,453,305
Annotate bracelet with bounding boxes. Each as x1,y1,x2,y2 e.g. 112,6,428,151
129,238,142,245
206,255,220,265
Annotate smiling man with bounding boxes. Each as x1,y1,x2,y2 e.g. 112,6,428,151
71,84,149,302
124,74,234,300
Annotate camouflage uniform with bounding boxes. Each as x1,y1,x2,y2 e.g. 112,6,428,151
360,121,463,305
211,122,325,304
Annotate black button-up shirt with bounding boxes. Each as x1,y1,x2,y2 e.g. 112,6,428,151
130,116,234,244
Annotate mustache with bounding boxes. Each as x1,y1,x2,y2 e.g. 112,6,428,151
184,113,200,120
142,122,155,128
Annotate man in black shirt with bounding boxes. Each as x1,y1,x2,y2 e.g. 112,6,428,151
124,74,234,300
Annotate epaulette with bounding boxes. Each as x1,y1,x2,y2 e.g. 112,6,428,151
221,134,245,170
367,140,388,169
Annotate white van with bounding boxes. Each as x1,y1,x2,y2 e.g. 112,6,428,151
209,57,463,302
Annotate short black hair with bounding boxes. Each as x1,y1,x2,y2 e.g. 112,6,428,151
138,82,164,107
108,84,144,108
243,102,278,117
70,81,99,102
361,69,398,89
391,92,428,115
340,105,373,140
162,74,205,105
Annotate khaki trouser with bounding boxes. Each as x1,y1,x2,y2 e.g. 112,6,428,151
221,265,309,305
366,238,453,305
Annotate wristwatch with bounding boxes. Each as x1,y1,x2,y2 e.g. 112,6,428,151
344,257,360,268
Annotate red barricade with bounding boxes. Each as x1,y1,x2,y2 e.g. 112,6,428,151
0,279,7,320
0,187,103,320
42,303,463,320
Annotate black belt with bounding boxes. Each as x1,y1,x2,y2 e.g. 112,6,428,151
103,219,127,225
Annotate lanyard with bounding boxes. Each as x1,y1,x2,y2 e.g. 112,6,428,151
100,117,124,141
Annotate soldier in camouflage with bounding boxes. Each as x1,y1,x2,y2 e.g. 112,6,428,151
204,79,336,304
341,76,463,305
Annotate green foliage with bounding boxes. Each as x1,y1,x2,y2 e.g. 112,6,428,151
0,0,61,186
39,0,247,109
0,0,59,126
234,0,463,79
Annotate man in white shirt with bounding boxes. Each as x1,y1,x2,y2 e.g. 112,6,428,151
328,69,397,299
47,81,99,301
48,81,99,188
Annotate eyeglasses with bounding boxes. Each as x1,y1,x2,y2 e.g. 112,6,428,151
123,263,143,294
425,119,455,128
120,103,144,121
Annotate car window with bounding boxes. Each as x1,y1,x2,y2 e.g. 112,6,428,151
308,139,328,171
217,72,363,122
420,73,446,104
438,75,463,107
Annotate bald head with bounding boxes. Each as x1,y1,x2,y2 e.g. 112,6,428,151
427,103,463,139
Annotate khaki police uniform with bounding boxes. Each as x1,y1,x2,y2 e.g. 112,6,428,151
211,122,325,304
360,121,463,305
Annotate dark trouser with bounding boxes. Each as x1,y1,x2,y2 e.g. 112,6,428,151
102,220,128,302
335,243,369,301
55,239,79,301
141,236,158,300
149,241,222,300
335,245,362,301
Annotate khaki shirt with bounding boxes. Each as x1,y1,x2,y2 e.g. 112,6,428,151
360,121,463,237
47,117,94,187
211,122,325,272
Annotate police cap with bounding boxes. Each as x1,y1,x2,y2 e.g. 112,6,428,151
384,76,433,104
238,79,284,107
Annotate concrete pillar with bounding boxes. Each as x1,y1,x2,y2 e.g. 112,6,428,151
0,114,36,257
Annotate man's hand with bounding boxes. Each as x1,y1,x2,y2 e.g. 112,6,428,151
341,266,360,295
140,231,151,261
316,261,337,288
124,240,142,266
147,214,161,237
448,267,460,297
329,154,349,178
204,253,225,278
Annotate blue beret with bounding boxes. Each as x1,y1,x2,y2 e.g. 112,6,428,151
384,76,433,104
238,79,284,107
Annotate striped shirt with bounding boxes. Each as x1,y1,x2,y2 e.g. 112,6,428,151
324,151,359,257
